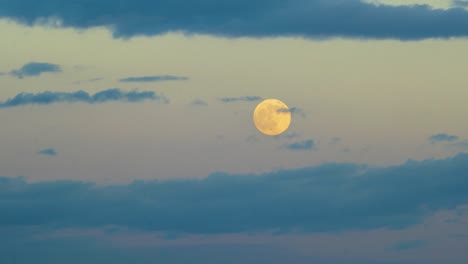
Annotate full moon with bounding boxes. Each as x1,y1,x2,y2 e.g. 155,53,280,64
253,99,291,136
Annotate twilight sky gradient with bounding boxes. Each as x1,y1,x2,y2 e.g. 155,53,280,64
1,0,468,263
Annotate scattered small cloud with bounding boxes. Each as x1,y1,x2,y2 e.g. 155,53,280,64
8,62,62,79
119,75,189,83
220,96,262,103
429,133,459,143
37,148,57,156
392,240,426,251
0,88,168,108
72,77,103,85
285,139,315,150
191,99,208,106
274,132,300,139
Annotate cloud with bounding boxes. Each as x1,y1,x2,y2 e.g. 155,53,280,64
453,0,468,7
277,107,306,118
37,148,57,156
119,75,189,83
191,99,208,106
0,88,168,108
220,96,262,103
285,139,315,150
2,153,468,234
1,0,468,40
453,140,468,148
429,133,459,143
274,132,300,139
392,240,426,251
8,62,61,79
72,77,103,85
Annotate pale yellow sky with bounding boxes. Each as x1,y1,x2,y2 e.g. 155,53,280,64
1,19,467,181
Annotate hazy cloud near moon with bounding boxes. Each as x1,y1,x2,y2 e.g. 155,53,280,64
1,153,467,234
1,0,468,39
285,139,315,150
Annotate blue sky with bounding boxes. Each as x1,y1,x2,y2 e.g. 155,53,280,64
1,0,468,263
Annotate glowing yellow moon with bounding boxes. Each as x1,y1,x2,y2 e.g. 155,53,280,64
253,99,291,136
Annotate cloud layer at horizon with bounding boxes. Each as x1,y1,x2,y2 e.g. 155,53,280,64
1,153,467,234
2,0,468,40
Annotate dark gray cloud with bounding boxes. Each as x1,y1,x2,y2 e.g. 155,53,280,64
429,133,459,143
0,88,168,108
37,148,57,156
7,62,61,79
119,75,189,83
1,153,468,234
285,139,315,150
392,240,426,251
1,0,468,40
220,96,262,103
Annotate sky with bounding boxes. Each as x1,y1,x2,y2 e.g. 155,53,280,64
1,0,468,263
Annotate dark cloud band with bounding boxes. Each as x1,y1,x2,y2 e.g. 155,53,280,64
1,153,467,234
1,0,468,40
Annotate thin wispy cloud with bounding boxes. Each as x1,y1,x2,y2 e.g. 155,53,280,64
429,133,459,143
7,62,62,79
1,0,468,40
220,96,262,103
191,99,208,106
3,153,467,234
392,240,426,251
72,77,103,85
452,140,468,148
0,89,168,108
274,132,300,139
285,139,315,150
37,148,57,156
119,75,189,83
277,107,306,118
